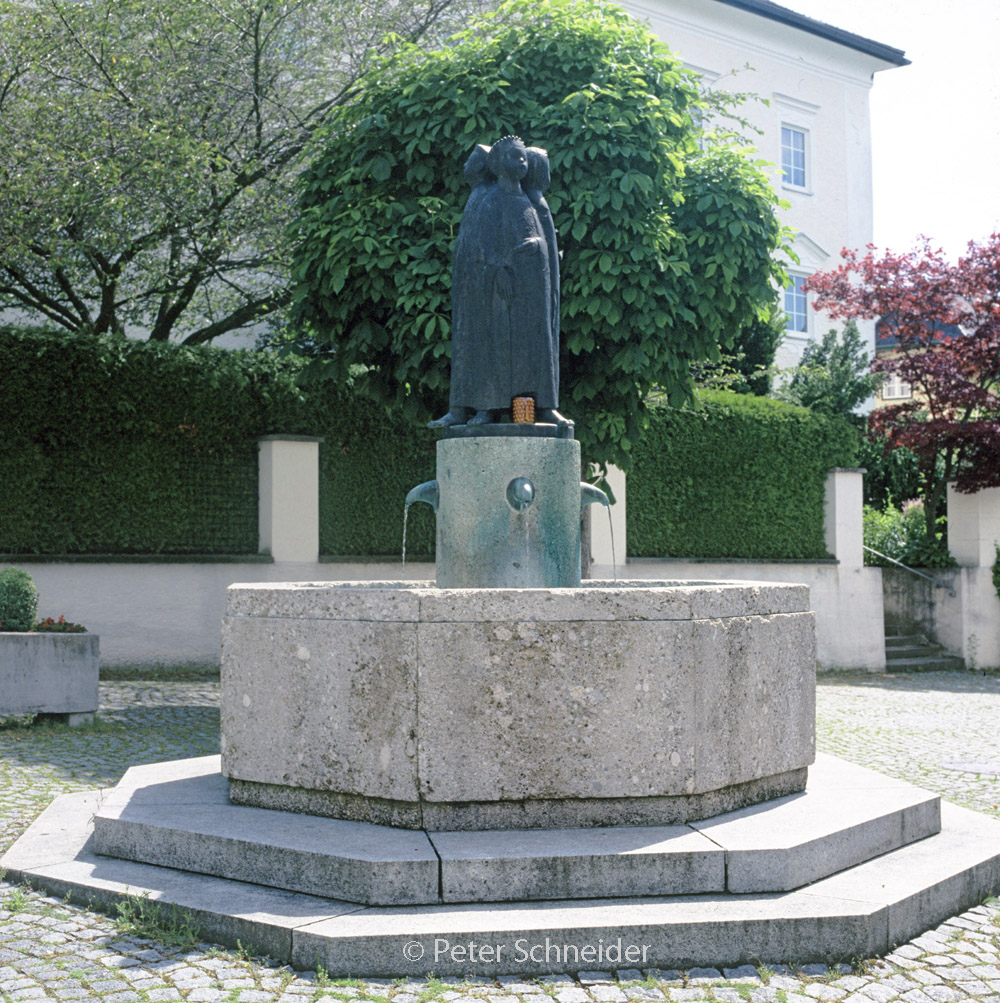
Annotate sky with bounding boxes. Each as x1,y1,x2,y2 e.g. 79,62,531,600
780,0,1000,261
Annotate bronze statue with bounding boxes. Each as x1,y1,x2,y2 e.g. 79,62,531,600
430,136,571,429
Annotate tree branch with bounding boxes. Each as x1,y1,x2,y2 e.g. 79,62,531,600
181,287,293,345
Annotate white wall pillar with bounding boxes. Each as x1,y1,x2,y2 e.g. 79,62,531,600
824,468,864,568
590,464,627,569
258,435,322,563
947,483,1000,567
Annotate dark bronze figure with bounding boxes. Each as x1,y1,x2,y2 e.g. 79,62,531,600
430,136,571,429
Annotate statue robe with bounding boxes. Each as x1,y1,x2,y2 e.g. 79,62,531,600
449,180,557,412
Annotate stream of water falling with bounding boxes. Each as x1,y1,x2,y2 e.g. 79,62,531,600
401,503,410,568
606,505,617,583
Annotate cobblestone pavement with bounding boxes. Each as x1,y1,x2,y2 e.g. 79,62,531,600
2,671,999,1002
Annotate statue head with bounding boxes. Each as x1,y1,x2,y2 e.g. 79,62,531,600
523,147,551,194
464,144,493,188
488,135,528,182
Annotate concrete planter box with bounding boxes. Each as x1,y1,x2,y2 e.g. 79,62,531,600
0,632,100,725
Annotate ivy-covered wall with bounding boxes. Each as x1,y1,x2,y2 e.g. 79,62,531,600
1,330,854,561
627,390,858,560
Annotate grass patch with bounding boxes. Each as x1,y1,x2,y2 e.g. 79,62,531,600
115,891,198,948
100,662,220,682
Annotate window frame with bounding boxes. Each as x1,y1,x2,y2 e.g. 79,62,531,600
780,124,810,192
784,273,810,339
881,372,913,401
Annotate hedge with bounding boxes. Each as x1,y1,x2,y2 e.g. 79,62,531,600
1,329,854,561
0,326,435,557
627,390,858,560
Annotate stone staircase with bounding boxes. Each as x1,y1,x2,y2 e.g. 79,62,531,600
885,633,965,672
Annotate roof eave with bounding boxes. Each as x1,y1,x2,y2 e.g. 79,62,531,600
712,0,910,67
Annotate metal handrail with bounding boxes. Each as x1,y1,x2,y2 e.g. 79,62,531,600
863,546,957,597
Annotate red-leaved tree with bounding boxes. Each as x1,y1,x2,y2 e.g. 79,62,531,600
805,234,1000,539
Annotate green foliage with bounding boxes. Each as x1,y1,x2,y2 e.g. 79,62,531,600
0,0,479,343
856,436,923,509
694,296,784,395
775,321,880,419
319,399,437,558
290,0,787,470
628,390,857,559
115,891,198,949
994,546,1000,603
862,499,955,568
0,325,434,558
0,326,313,554
0,567,39,631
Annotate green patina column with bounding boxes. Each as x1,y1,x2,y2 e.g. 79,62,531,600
435,435,582,588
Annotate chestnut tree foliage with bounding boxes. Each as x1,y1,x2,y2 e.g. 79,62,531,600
805,235,1000,537
289,0,787,469
0,0,484,343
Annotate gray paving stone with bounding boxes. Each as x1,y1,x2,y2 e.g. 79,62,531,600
805,987,846,1000
855,985,897,1003
686,969,722,982
723,967,761,982
920,989,965,1002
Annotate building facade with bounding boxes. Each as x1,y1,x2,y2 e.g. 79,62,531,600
621,0,908,368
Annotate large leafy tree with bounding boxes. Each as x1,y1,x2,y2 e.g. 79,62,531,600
775,320,880,420
0,0,481,343
805,235,1000,538
289,0,787,469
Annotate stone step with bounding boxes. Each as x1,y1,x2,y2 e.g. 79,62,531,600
3,784,998,976
884,634,932,647
885,654,966,672
87,754,939,906
886,645,944,660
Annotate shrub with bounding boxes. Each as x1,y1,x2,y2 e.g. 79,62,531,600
0,325,315,555
863,499,954,568
628,390,857,560
0,567,39,631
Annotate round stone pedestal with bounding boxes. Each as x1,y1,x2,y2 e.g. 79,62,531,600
221,580,816,830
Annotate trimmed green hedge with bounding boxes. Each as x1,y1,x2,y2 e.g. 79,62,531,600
0,327,309,554
1,329,854,561
318,401,436,559
0,326,434,557
628,390,858,559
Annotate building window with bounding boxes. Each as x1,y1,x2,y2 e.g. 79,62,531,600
882,372,912,400
781,126,807,188
785,275,808,334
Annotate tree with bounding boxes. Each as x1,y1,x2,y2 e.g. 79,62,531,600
0,0,483,343
692,295,785,396
289,0,788,469
774,320,880,420
805,235,1000,538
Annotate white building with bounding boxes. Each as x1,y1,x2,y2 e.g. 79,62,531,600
621,0,908,367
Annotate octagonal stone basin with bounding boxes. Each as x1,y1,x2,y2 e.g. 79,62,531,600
220,580,815,830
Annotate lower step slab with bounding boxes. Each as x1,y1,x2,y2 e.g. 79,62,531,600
2,779,998,976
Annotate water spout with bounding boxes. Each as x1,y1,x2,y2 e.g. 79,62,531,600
403,480,439,569
580,483,609,512
406,480,439,512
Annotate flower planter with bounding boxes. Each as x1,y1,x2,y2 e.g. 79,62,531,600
0,632,100,725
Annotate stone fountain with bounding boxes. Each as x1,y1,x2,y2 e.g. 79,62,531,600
4,137,998,976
